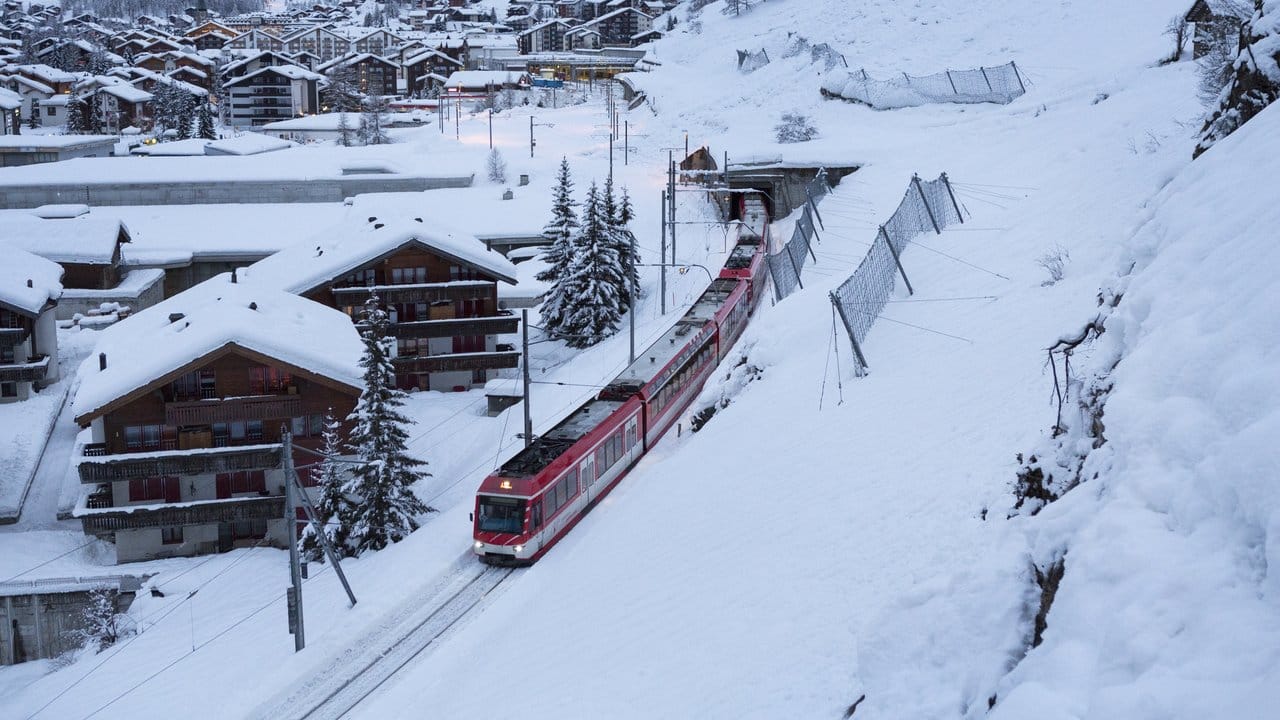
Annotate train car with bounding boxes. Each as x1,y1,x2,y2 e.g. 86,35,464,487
720,224,770,312
473,396,644,565
738,193,770,241
474,211,768,565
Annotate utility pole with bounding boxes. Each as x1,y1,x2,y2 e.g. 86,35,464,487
522,309,532,447
624,120,628,166
454,93,460,140
668,154,677,267
529,115,534,158
282,429,304,652
629,270,636,364
608,132,613,181
660,189,667,315
487,108,492,149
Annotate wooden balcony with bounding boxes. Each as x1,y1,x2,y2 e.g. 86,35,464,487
0,327,28,349
393,350,520,374
332,281,495,305
80,495,285,537
165,394,302,426
0,355,49,384
386,314,519,340
77,443,283,484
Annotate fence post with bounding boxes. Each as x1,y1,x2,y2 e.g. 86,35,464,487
829,292,868,376
912,173,942,235
980,65,993,91
945,70,958,94
806,190,824,230
940,172,964,224
879,225,913,296
1010,61,1026,94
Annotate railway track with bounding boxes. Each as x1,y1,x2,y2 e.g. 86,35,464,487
255,563,517,720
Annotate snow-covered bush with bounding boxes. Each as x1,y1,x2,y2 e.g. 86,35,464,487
775,113,818,143
74,587,131,653
1036,244,1070,285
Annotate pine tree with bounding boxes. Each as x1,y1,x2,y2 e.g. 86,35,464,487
359,94,389,145
299,410,352,562
554,182,625,348
599,177,639,309
197,102,216,140
65,96,86,134
342,296,432,556
1195,1,1279,157
27,98,40,129
337,111,352,146
536,158,580,334
323,64,363,113
86,94,104,134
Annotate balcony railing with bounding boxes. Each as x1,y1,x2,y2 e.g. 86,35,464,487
392,350,520,374
0,327,28,349
332,281,495,305
0,355,50,384
77,443,283,484
385,313,518,340
80,495,285,537
165,394,302,426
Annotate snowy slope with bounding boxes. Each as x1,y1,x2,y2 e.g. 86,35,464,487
7,0,1278,718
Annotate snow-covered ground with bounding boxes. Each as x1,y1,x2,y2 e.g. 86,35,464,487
5,0,1278,718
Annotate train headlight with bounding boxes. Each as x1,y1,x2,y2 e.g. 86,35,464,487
474,541,484,550
514,544,524,554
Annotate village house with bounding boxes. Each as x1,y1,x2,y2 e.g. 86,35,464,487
71,274,364,564
317,52,399,97
0,248,61,402
241,217,520,393
281,25,352,63
225,28,286,53
402,48,463,96
518,19,574,54
224,63,322,126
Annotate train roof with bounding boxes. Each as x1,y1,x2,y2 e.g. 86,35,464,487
497,398,627,478
606,278,740,393
724,242,759,269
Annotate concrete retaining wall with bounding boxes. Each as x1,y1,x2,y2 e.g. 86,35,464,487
0,175,474,209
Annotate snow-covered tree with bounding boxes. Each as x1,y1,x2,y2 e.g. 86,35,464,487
65,96,87,134
337,111,353,147
323,64,363,112
27,99,40,129
359,94,390,145
87,51,114,75
86,94,104,134
299,410,352,562
342,296,432,556
600,177,638,309
1196,1,1280,157
536,158,580,332
486,147,507,183
775,112,817,143
553,182,626,347
75,587,130,653
197,102,216,140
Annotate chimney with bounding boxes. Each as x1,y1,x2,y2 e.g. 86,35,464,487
249,302,258,310
99,352,107,371
231,269,238,284
368,216,377,223
374,223,385,230
27,278,33,288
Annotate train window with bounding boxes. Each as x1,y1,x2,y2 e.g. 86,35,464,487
477,496,526,534
531,500,543,530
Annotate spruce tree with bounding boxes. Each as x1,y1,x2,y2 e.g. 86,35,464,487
359,94,389,145
600,177,639,309
616,186,641,306
1195,1,1279,157
299,410,352,562
555,182,625,348
323,64,363,112
197,103,216,140
86,94,104,134
342,296,432,556
27,99,40,129
65,96,86,134
536,158,580,334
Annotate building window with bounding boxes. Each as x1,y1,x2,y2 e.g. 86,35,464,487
308,414,325,435
124,424,167,451
1,382,17,398
215,470,266,497
230,518,268,539
129,476,180,503
161,526,184,545
45,105,56,117
249,366,292,394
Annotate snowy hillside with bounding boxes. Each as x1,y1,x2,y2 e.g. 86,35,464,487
5,0,1278,718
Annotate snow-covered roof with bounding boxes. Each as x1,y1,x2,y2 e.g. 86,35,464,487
261,111,355,131
0,134,117,149
134,138,211,156
32,204,90,219
0,86,20,110
0,214,129,264
403,48,462,67
12,63,76,84
0,246,63,317
225,63,322,85
73,273,365,423
98,82,153,104
444,70,529,89
316,52,398,74
241,215,518,295
205,133,297,155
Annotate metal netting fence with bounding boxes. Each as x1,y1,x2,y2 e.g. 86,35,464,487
821,61,1025,109
829,174,964,374
766,169,831,302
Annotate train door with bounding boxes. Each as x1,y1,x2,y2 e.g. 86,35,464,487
625,417,639,465
582,456,596,504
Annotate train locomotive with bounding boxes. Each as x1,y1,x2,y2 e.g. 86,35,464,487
472,196,770,565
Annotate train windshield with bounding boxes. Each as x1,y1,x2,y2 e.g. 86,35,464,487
477,496,526,534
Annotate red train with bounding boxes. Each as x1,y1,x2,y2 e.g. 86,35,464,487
472,206,771,565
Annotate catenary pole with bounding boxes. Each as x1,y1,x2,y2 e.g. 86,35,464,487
282,428,304,651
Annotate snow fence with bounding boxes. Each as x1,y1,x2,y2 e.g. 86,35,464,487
766,169,830,302
829,174,965,374
822,62,1025,109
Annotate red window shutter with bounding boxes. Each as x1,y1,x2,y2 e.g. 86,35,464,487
215,473,231,499
164,477,181,503
129,478,144,502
